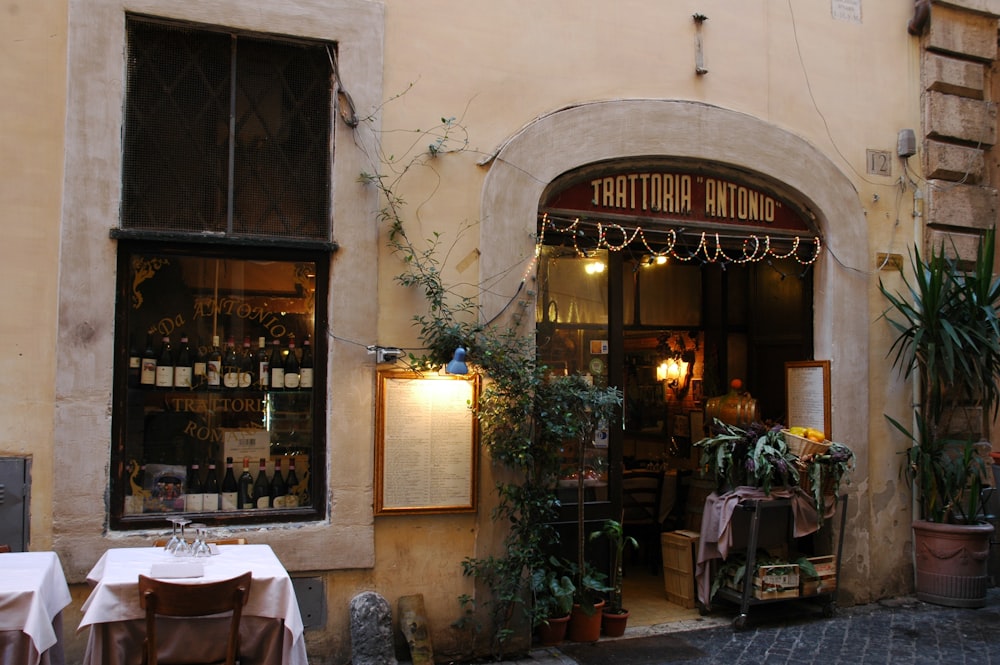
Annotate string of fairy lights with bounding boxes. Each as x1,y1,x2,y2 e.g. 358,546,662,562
536,212,823,267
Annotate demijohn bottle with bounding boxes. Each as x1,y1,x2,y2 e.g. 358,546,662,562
222,336,240,390
173,334,193,389
221,456,238,510
269,459,287,507
207,335,222,391
237,457,254,509
269,339,284,390
155,335,174,389
140,334,157,387
252,458,270,509
203,461,220,511
299,336,314,389
283,336,300,389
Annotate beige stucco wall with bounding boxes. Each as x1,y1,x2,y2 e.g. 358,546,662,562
6,0,985,663
0,1,67,552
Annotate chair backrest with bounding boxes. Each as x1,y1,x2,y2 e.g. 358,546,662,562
138,571,252,665
622,469,663,525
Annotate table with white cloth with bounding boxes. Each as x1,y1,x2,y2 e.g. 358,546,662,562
0,551,73,665
78,544,307,665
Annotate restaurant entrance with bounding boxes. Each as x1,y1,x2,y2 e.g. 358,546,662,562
535,164,818,613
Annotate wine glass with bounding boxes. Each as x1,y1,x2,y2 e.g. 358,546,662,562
172,517,193,556
163,517,181,552
189,523,210,557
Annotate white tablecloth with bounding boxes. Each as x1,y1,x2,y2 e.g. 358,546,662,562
0,551,72,665
78,544,307,665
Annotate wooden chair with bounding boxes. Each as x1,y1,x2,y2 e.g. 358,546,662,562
0,544,11,553
621,469,664,574
138,571,252,665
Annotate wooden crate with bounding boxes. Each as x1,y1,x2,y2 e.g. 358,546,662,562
752,564,800,600
800,555,837,596
661,530,700,609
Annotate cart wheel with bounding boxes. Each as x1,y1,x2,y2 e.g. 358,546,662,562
822,602,836,618
733,614,748,630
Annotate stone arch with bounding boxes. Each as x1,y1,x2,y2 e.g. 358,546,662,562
480,98,871,597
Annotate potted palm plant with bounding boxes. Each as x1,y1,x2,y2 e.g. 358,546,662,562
879,226,1000,607
589,519,638,637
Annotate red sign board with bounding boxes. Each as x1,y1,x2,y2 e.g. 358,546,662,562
543,171,813,235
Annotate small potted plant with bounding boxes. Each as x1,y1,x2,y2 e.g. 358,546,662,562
531,556,576,646
565,560,612,643
590,519,638,637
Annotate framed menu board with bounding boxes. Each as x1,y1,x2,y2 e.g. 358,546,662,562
785,360,832,438
375,370,480,515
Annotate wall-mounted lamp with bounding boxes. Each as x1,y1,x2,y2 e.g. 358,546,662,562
584,260,606,275
657,357,689,396
446,347,469,375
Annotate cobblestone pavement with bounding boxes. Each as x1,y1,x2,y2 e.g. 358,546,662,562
499,590,1000,665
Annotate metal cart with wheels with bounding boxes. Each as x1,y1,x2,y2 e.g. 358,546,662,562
707,494,847,630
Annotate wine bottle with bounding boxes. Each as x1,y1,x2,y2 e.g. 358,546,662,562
269,459,287,507
252,458,270,509
185,462,203,511
207,335,222,391
285,458,300,507
269,339,285,390
127,334,141,388
283,336,300,389
203,461,220,511
221,456,238,510
299,335,314,389
222,336,240,389
237,457,254,509
155,335,174,389
239,336,254,389
256,336,270,390
192,337,207,389
140,334,157,387
173,334,193,389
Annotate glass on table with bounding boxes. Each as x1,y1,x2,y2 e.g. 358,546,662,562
172,518,193,556
163,517,182,553
189,523,210,557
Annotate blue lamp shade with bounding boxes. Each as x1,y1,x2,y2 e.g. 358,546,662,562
446,347,468,375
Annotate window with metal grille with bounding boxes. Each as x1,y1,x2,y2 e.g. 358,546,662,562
122,16,332,242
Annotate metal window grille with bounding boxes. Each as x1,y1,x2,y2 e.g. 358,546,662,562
122,17,332,241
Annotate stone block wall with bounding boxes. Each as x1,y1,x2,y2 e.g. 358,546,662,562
919,2,1000,259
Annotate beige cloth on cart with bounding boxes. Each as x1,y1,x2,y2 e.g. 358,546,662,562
695,486,820,607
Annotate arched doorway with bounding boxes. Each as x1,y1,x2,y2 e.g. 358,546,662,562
479,99,871,617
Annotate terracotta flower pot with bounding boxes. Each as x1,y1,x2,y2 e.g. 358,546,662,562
600,609,629,637
536,614,570,646
567,600,605,642
913,519,994,608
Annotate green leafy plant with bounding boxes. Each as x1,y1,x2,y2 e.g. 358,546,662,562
589,519,637,614
362,105,622,657
695,419,799,494
530,556,576,624
879,226,1000,523
797,441,855,523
